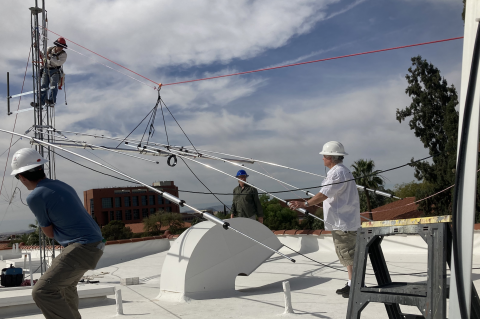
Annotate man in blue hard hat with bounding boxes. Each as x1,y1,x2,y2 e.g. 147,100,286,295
230,170,264,223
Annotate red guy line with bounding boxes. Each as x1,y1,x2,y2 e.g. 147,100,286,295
41,26,463,88
163,36,463,86
42,27,160,88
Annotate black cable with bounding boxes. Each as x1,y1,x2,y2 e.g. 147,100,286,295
283,244,432,276
450,21,480,319
161,98,199,153
52,150,141,185
140,95,161,146
157,96,230,210
14,187,28,206
115,104,157,148
159,102,170,147
179,157,231,212
51,144,431,197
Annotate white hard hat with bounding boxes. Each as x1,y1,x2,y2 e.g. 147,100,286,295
11,148,48,176
319,141,348,156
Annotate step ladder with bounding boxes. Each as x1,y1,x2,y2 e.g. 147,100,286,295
346,216,480,319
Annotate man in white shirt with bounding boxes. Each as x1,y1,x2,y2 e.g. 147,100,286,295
289,141,360,298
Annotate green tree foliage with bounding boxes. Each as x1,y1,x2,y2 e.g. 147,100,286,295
298,207,325,230
160,212,185,234
351,159,385,217
397,56,459,216
260,194,299,230
393,181,433,199
24,222,40,246
215,211,230,220
143,211,186,235
101,220,133,241
143,211,164,235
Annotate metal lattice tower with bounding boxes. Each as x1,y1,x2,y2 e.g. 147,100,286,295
29,0,56,275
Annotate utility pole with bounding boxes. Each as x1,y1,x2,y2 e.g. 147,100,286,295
29,0,56,275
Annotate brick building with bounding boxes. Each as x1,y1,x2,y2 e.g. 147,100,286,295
83,181,180,227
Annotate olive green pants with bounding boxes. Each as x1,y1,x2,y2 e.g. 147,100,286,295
32,242,103,319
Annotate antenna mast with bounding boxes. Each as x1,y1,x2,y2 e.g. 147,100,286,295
29,0,56,275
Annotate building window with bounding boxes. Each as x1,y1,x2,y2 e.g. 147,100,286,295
149,208,156,214
90,199,94,214
101,198,113,208
114,189,130,194
132,196,138,207
165,199,171,205
132,189,147,193
133,209,139,220
148,195,155,205
125,210,132,220
116,210,122,220
110,211,114,221
166,207,172,212
157,196,163,205
124,197,130,207
141,196,147,206
142,208,148,218
115,197,122,208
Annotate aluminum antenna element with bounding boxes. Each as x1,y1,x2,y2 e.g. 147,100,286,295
0,128,294,264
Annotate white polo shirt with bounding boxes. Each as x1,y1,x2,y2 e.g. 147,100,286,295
319,163,361,231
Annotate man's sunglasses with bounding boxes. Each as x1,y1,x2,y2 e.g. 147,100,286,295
15,174,19,180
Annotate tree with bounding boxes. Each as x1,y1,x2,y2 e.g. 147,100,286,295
393,181,433,199
160,213,185,234
397,56,459,216
299,207,325,230
215,211,230,220
101,220,133,241
351,159,385,219
25,222,40,246
143,211,164,235
260,194,299,230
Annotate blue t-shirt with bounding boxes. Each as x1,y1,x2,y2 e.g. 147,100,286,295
26,179,102,247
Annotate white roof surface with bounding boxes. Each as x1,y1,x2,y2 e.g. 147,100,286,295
11,247,480,319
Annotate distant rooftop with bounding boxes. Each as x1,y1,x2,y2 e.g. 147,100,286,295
361,197,421,221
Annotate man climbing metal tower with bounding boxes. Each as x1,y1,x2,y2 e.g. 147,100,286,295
31,37,68,107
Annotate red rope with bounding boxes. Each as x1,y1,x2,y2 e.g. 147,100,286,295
163,36,463,86
0,48,32,198
42,27,160,88
40,27,462,88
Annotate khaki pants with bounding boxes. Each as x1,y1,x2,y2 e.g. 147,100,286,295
331,230,357,267
32,242,103,319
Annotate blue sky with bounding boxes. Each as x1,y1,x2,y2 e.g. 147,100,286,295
0,0,465,233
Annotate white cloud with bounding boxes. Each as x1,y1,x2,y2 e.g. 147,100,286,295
0,0,347,75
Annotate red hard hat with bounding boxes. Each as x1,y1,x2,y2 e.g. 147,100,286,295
54,37,67,48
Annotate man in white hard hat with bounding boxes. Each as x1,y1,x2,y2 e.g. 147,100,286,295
289,141,360,298
11,148,104,319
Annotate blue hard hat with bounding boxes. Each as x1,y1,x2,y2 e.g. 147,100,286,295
235,169,249,177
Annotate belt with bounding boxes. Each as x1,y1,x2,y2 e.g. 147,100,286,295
48,66,61,70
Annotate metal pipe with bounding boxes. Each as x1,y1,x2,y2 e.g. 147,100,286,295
0,128,294,263
129,144,334,229
50,128,400,199
7,72,10,115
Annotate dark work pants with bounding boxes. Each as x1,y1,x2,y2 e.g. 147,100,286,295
32,242,103,319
